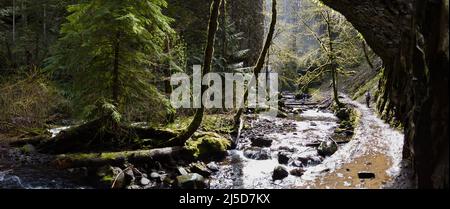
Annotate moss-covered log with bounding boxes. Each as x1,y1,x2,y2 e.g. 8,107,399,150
37,119,180,154
53,146,191,169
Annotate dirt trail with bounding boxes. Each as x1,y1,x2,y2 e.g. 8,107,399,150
300,96,412,189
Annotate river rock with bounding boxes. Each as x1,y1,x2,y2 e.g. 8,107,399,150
206,162,220,172
244,147,272,160
277,151,291,164
124,168,135,184
21,144,37,154
140,177,151,186
150,172,160,180
290,168,305,177
277,109,289,118
317,139,338,157
96,165,125,189
176,173,207,189
291,160,304,167
272,166,289,180
177,167,189,175
251,137,273,147
189,162,212,177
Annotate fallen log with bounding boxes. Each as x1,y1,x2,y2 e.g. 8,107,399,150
9,135,49,147
53,146,193,169
38,118,180,154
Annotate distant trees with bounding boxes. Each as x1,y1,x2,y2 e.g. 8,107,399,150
296,2,367,106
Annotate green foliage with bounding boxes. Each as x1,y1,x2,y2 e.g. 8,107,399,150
46,0,177,123
0,71,66,131
295,4,367,91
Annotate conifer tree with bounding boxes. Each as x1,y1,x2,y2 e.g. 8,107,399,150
47,0,175,120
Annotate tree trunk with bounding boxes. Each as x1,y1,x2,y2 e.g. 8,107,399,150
43,4,47,47
164,37,173,95
53,147,191,169
233,0,277,136
12,0,15,44
160,0,222,147
325,11,342,107
112,32,120,106
362,40,374,69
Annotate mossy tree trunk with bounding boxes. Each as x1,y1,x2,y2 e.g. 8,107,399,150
233,0,277,135
161,0,223,147
324,11,342,107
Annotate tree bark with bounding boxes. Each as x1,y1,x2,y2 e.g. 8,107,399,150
164,37,173,95
361,40,374,69
53,146,191,169
325,11,342,107
160,0,222,147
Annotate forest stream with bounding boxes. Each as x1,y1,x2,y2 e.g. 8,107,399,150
0,92,411,189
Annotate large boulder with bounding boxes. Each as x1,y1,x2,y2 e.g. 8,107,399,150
272,166,289,181
251,137,273,147
277,151,291,165
317,139,338,157
244,147,272,160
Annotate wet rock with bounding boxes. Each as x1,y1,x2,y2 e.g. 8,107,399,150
277,110,288,118
189,162,212,177
127,185,142,189
290,168,305,177
277,151,291,164
177,167,188,175
244,147,272,160
293,109,303,115
124,169,135,184
150,172,160,180
317,139,338,157
358,172,376,179
21,144,36,154
310,122,317,126
272,166,289,181
206,162,219,172
176,173,207,189
291,160,304,167
96,165,125,189
140,177,151,186
251,137,273,147
278,146,297,152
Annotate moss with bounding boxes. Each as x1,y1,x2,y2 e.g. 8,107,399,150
349,108,361,128
201,114,234,134
101,175,114,183
352,71,383,101
184,132,231,159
